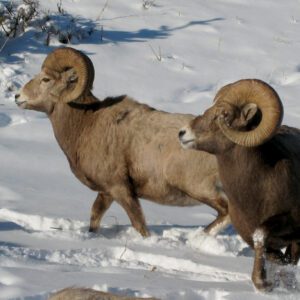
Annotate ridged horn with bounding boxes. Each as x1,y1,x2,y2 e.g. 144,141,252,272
42,47,94,102
215,79,283,147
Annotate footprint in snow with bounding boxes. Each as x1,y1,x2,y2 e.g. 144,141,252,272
281,73,300,86
0,186,21,201
181,88,214,104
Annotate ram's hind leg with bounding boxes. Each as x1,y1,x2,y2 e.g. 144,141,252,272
89,192,113,232
185,192,229,235
284,242,300,265
262,213,300,265
164,155,230,235
111,185,150,238
266,248,285,264
169,174,229,235
204,207,231,236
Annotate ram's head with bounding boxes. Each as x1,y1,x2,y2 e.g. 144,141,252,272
179,79,283,154
15,47,95,114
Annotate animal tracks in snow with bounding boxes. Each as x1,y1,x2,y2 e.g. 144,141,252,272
0,208,250,284
148,50,195,73
0,208,246,254
179,86,215,106
274,72,300,86
0,208,86,239
0,187,21,202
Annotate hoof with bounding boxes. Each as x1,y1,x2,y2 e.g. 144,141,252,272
88,226,97,233
139,228,150,238
253,280,273,292
141,231,151,238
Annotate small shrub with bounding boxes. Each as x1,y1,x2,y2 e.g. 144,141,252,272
0,0,96,49
37,12,95,46
0,0,39,38
142,0,156,9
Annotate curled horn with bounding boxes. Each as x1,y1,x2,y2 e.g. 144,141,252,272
215,79,283,147
42,47,94,102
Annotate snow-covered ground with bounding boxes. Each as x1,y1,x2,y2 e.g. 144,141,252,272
1,0,300,299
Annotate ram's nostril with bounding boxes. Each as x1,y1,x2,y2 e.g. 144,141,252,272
14,94,20,103
178,130,186,138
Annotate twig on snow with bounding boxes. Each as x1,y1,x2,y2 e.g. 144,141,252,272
148,43,162,61
119,238,128,260
96,0,110,21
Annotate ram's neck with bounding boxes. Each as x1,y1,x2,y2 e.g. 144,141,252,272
216,146,262,203
217,145,259,171
50,104,79,157
48,98,98,164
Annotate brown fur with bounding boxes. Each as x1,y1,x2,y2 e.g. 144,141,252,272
15,48,230,237
48,287,159,300
180,96,300,290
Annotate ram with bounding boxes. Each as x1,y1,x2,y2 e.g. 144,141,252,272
179,78,300,290
16,47,229,237
48,287,158,300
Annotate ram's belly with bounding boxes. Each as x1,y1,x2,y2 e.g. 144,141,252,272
135,181,201,206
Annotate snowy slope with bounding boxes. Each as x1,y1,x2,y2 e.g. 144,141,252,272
1,0,300,299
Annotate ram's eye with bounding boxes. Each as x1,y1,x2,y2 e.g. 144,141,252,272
42,78,50,82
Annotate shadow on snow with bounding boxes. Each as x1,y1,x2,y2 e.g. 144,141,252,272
0,17,224,64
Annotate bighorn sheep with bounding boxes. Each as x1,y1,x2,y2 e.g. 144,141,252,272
179,79,300,291
48,287,158,300
15,47,230,237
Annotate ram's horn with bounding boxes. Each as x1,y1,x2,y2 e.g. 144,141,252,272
42,47,94,102
215,79,283,147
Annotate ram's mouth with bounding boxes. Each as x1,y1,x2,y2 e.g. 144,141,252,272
181,139,194,145
15,100,28,108
16,100,27,105
180,139,195,149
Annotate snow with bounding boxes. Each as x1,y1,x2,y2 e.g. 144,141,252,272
1,0,300,299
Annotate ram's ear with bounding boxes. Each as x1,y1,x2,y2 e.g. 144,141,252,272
62,68,79,85
216,102,236,127
240,103,258,126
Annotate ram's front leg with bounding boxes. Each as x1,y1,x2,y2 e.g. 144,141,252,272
252,228,273,291
89,192,113,232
